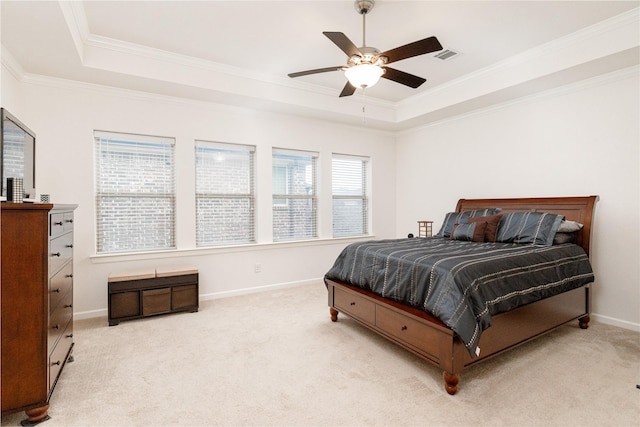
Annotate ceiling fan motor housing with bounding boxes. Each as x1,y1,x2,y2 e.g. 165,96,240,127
354,0,375,15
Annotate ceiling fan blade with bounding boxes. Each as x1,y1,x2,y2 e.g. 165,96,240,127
339,82,357,97
323,32,362,58
381,67,426,88
288,66,344,78
378,36,443,64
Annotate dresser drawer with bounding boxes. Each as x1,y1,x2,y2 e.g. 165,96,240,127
49,321,73,392
50,213,65,237
50,262,73,312
63,212,74,232
50,232,73,274
375,305,441,358
49,291,73,352
333,286,375,324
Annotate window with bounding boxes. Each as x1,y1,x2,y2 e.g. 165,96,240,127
94,131,175,254
272,149,318,242
332,154,369,237
195,141,255,246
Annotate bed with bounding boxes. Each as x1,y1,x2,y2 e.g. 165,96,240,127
324,196,598,394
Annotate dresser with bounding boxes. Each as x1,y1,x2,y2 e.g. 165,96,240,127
1,203,77,425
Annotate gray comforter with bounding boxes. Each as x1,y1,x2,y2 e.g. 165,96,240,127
324,238,594,356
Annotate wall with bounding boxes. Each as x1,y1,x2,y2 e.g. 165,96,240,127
2,72,397,318
396,67,640,330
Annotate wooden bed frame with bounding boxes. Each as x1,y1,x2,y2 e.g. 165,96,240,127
326,196,598,395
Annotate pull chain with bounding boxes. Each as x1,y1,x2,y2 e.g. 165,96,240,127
361,87,367,123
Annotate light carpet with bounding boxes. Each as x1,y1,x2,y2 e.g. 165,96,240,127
2,282,639,426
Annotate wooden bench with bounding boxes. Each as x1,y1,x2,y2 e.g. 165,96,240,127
108,265,199,326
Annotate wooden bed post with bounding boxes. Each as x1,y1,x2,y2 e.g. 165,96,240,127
440,336,466,395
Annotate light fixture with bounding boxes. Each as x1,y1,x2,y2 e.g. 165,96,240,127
344,64,384,89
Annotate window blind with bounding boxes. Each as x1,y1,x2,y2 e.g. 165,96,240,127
195,140,255,246
94,131,176,253
272,149,318,242
332,154,369,237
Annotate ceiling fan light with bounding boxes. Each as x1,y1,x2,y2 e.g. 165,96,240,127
345,64,384,89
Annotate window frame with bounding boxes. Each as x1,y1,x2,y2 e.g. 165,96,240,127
332,153,370,238
94,130,176,254
195,140,256,247
271,148,319,242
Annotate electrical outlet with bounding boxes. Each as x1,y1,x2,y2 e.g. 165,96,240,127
254,263,262,273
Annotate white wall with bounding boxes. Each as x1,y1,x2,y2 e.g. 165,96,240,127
2,72,397,318
396,67,640,329
3,63,639,330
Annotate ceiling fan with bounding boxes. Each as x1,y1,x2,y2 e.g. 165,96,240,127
288,0,443,97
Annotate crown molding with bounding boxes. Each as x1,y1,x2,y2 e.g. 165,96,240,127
8,2,636,131
397,7,640,121
1,45,25,81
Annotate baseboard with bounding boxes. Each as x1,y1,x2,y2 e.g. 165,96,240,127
72,278,324,320
592,313,640,332
74,308,108,320
72,283,640,333
199,278,321,301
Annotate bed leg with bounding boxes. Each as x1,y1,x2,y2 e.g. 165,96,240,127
579,315,590,329
330,307,339,322
443,371,459,395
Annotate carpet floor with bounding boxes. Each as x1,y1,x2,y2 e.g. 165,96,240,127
2,282,639,426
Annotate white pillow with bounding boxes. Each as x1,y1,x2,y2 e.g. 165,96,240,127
557,220,583,233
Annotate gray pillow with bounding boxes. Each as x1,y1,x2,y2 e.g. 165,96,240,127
451,222,487,242
496,211,564,246
435,208,502,238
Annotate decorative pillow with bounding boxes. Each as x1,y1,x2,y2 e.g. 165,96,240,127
553,232,577,245
466,213,503,242
435,208,502,238
557,219,583,233
451,222,487,242
496,211,564,246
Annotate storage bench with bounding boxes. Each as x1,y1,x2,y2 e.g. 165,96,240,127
108,265,199,326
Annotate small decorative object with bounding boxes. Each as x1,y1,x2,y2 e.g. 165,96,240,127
418,220,433,238
7,178,24,203
40,194,50,203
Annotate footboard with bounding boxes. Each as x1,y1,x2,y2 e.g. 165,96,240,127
327,279,590,394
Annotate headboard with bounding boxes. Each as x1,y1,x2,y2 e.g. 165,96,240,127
455,196,598,256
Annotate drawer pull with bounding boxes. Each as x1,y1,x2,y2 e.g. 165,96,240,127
65,304,73,309
65,274,73,278
65,219,73,223
54,288,61,293
65,244,73,248
54,221,63,226
401,325,408,331
52,360,61,366
53,324,60,330
66,333,74,339
52,252,61,257
350,301,356,306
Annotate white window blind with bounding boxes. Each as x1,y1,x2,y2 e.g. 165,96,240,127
272,148,318,242
195,141,255,246
94,131,176,254
332,154,369,237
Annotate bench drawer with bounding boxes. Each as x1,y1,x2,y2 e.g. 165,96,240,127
142,288,171,316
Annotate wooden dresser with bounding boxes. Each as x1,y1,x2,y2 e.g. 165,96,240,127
1,203,77,425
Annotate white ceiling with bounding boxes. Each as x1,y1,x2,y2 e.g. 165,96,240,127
1,1,639,130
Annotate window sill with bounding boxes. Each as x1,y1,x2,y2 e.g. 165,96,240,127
89,235,375,264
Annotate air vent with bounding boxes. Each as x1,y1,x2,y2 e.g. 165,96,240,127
434,49,459,61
